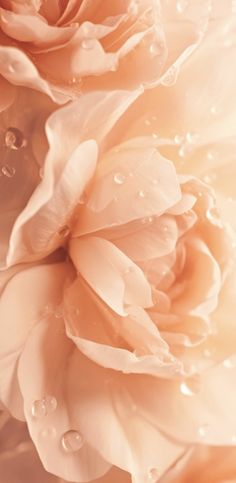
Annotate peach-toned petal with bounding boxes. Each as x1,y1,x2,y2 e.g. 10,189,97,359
18,318,111,482
127,362,236,447
0,46,68,103
73,140,181,237
65,350,186,481
0,262,73,417
5,89,139,266
69,237,153,315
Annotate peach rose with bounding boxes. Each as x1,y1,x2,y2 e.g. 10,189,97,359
0,3,236,483
0,0,213,99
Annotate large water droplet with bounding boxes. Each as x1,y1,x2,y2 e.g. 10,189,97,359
5,127,26,150
81,38,95,50
114,172,126,185
1,165,16,178
61,430,84,452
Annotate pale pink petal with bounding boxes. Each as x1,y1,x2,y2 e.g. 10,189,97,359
65,350,186,480
69,237,153,315
73,141,181,236
0,262,73,417
18,318,111,482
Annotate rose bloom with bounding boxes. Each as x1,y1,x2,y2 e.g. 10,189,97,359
1,3,236,483
0,0,212,98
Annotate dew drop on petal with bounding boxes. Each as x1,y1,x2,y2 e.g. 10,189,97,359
1,165,16,178
223,356,236,369
114,172,126,185
61,430,84,452
149,41,161,57
180,378,200,397
174,134,184,145
5,127,26,150
176,0,189,14
32,399,47,418
198,423,209,438
81,38,95,49
137,189,146,198
41,427,57,438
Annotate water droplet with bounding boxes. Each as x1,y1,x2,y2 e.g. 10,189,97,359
149,42,161,57
54,306,63,318
5,127,26,150
198,423,209,438
32,396,57,418
176,0,189,13
81,38,95,50
206,207,220,225
32,399,47,418
39,167,44,179
180,378,200,397
185,131,199,144
41,427,57,438
223,356,236,369
148,467,159,481
210,105,219,116
178,145,188,158
152,132,158,139
1,165,16,178
58,225,70,238
145,118,151,126
174,134,184,145
203,174,216,184
161,65,179,87
137,189,146,198
114,172,126,185
207,150,216,161
61,430,84,453
141,216,153,224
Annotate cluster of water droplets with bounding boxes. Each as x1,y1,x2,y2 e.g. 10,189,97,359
31,396,84,452
1,127,27,178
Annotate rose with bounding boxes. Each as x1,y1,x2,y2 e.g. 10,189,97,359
0,136,235,482
0,0,212,99
0,71,139,268
160,445,236,482
1,5,236,483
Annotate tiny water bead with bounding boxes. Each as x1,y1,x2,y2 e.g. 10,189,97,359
81,38,95,50
5,127,26,150
1,165,16,178
149,41,162,58
180,378,200,397
137,189,146,198
223,356,236,369
198,423,209,438
41,427,57,438
176,0,189,14
32,396,57,418
114,172,126,185
128,0,139,16
61,430,84,453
